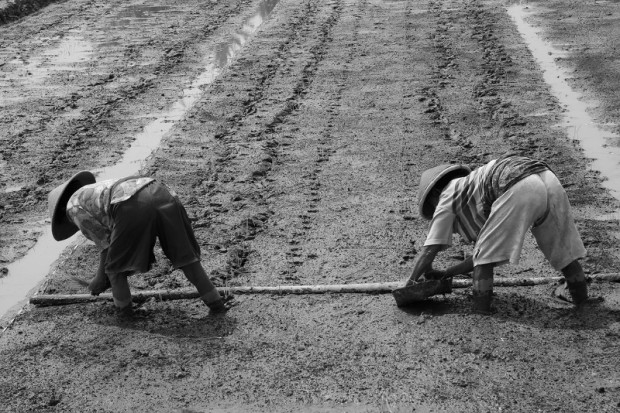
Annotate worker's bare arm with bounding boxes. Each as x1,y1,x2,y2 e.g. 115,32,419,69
406,244,444,285
87,248,111,295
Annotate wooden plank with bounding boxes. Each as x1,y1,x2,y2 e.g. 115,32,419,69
28,273,620,306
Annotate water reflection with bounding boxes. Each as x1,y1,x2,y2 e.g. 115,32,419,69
508,5,620,210
112,5,173,27
117,5,171,19
216,0,280,67
0,33,92,86
99,0,282,180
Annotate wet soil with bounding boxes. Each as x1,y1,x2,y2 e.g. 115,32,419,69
1,0,620,412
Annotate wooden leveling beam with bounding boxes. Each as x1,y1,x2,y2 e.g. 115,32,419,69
28,273,620,307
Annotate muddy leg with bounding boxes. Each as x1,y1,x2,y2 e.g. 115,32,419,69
108,271,132,310
560,260,588,305
472,264,495,314
181,261,228,313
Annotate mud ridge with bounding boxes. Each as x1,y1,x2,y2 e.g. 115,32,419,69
417,0,464,161
274,0,359,281
189,1,326,283
466,0,533,157
395,0,426,266
145,0,345,285
223,0,344,283
211,1,321,143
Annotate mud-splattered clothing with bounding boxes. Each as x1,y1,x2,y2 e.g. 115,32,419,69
66,177,154,249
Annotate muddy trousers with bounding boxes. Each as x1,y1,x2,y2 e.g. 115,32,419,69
109,262,221,309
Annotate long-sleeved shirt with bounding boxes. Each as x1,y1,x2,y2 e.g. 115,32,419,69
66,177,154,249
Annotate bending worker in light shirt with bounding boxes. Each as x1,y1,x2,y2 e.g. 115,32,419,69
406,154,588,313
48,171,232,315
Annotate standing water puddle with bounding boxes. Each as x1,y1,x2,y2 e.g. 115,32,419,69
508,5,620,218
111,5,175,28
0,0,282,326
0,32,93,93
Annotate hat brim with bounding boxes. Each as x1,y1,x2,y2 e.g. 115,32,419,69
48,171,96,241
418,165,471,220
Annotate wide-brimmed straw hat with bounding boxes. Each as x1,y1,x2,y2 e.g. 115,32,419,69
418,164,471,220
48,171,96,241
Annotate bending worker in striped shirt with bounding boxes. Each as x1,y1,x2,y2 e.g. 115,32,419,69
406,155,588,313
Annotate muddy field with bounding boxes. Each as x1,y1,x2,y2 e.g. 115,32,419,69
1,0,620,411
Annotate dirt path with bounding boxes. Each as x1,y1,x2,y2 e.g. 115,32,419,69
1,0,619,412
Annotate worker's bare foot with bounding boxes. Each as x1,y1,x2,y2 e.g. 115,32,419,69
472,291,495,314
473,307,496,315
554,281,590,306
116,304,134,318
208,300,229,314
553,282,570,302
208,296,236,314
472,300,497,315
88,272,111,296
115,304,148,318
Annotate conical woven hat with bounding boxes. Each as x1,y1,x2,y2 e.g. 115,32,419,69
48,171,96,240
418,164,471,220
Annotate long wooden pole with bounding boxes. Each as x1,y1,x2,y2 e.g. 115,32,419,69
28,273,620,306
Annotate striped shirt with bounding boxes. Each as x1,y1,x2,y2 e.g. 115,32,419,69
425,156,550,245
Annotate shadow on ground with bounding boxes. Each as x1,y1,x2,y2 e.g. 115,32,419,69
394,286,620,331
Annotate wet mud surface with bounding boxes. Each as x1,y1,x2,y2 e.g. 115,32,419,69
1,0,620,411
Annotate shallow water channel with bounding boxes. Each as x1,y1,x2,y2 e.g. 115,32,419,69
0,0,282,326
508,4,620,215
